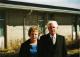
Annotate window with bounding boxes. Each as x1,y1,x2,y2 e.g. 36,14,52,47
38,14,45,34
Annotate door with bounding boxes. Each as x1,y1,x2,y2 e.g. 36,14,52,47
0,13,5,49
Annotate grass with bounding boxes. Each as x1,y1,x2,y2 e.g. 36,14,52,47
67,48,80,55
0,48,80,57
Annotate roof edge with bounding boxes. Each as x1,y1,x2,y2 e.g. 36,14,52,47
0,0,80,11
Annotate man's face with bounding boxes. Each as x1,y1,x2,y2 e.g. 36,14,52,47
48,23,58,35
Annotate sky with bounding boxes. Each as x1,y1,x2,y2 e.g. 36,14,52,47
10,0,80,9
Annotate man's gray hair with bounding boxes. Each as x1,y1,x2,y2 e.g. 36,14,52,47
47,21,58,27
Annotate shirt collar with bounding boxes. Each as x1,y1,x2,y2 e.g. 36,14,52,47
50,34,56,39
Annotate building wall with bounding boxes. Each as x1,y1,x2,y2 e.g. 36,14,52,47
6,10,24,49
5,9,74,49
55,13,74,44
6,10,39,48
45,13,74,43
55,13,73,35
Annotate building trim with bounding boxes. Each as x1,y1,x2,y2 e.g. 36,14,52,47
0,1,80,14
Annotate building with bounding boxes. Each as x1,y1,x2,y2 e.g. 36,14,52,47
0,1,80,49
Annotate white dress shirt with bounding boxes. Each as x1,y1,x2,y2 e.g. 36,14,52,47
50,34,56,44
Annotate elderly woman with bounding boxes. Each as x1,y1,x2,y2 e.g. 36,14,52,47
19,26,39,57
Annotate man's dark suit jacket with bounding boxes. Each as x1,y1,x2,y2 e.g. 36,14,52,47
19,39,39,57
39,33,67,57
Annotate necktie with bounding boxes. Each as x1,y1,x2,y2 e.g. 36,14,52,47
51,36,55,44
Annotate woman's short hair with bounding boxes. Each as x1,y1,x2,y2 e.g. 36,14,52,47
28,26,39,36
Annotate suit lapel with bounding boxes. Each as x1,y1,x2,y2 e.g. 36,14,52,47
56,34,61,46
56,34,63,53
46,34,54,45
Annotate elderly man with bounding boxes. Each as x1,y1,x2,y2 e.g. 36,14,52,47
39,21,67,57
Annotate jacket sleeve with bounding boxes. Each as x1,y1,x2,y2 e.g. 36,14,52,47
18,43,27,57
62,36,68,57
38,35,46,57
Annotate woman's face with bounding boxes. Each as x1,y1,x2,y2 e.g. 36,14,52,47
30,30,38,41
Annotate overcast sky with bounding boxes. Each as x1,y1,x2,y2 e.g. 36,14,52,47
10,0,80,9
